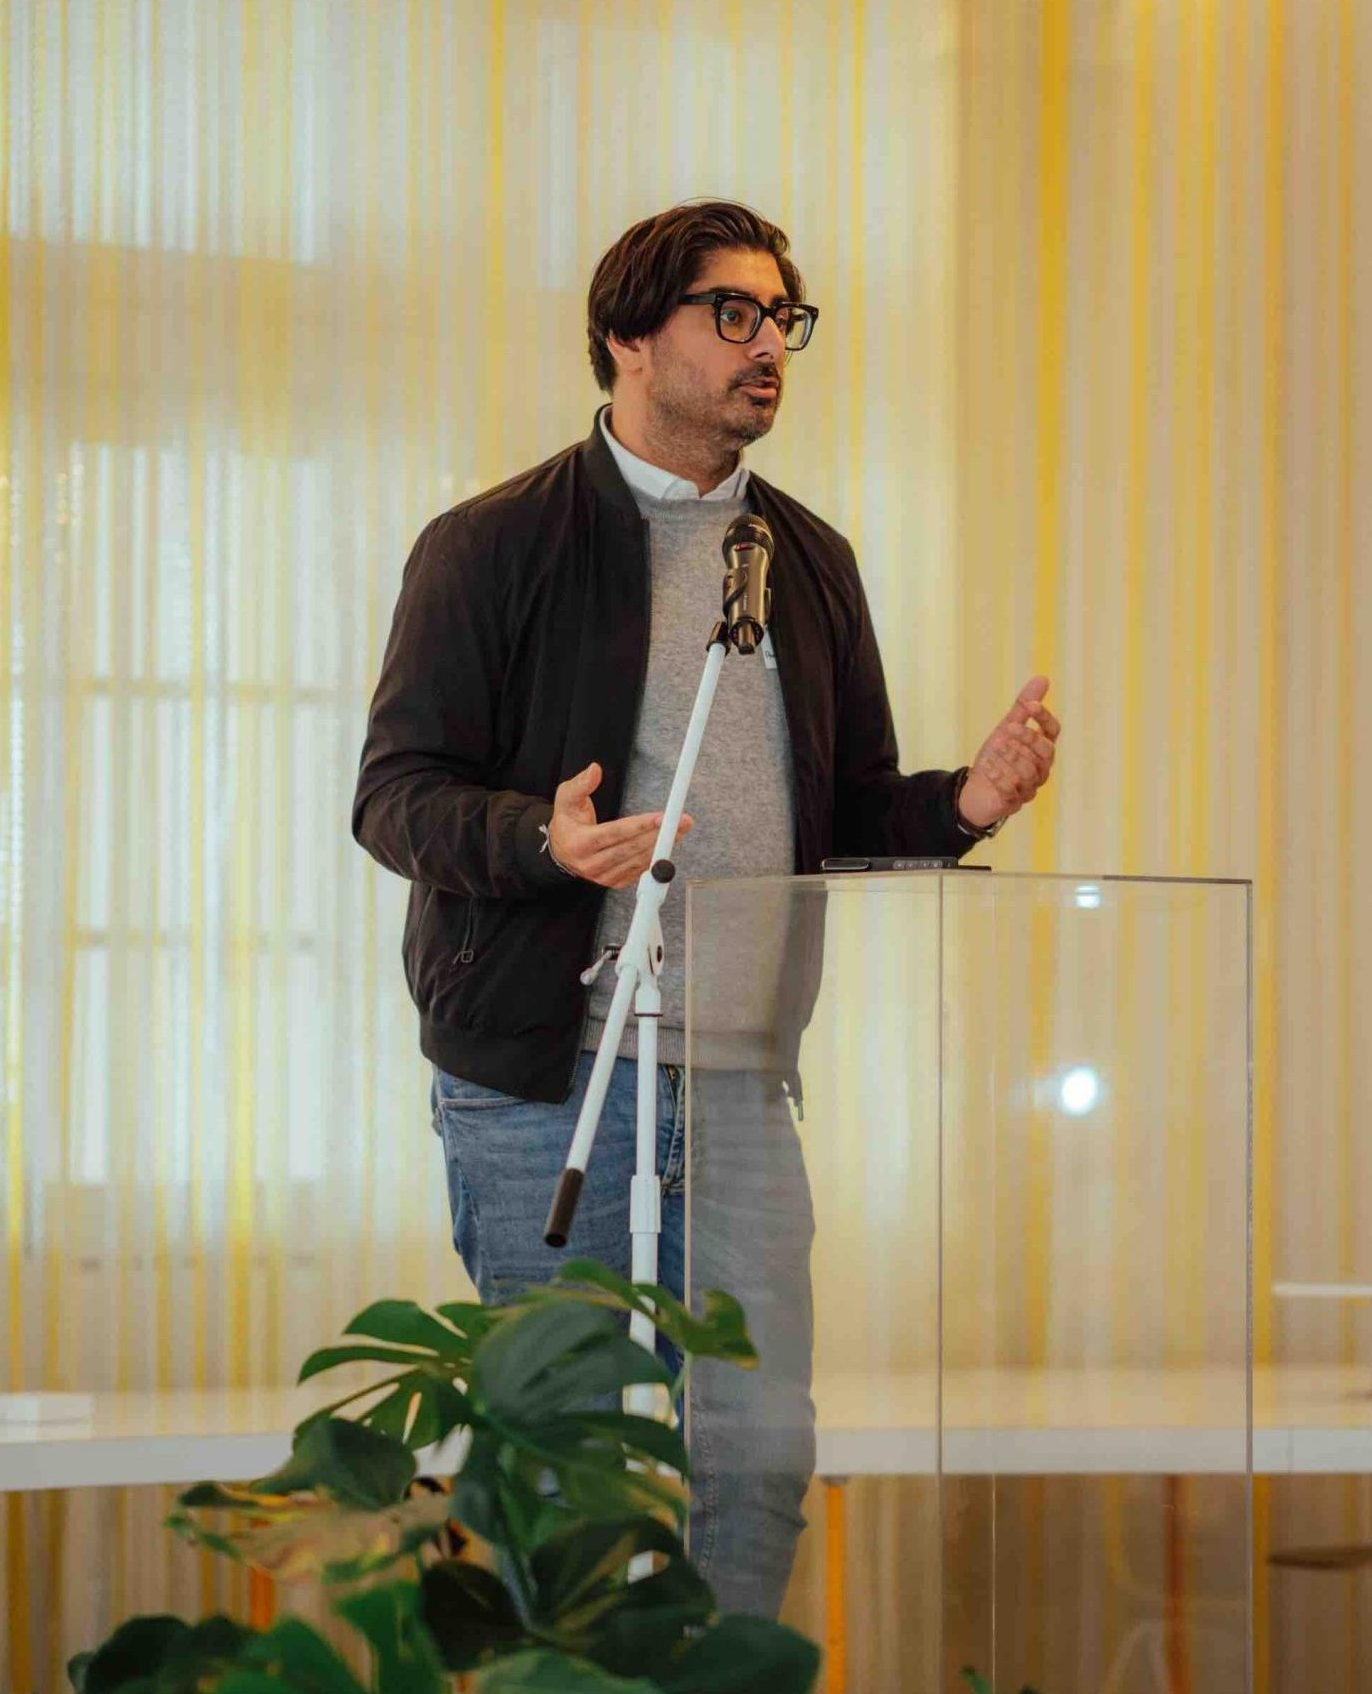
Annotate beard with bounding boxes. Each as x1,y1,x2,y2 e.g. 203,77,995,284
645,354,781,451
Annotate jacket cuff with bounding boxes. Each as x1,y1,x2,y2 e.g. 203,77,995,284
514,799,577,889
944,767,979,855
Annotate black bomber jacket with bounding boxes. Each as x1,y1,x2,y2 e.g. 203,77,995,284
352,409,973,1102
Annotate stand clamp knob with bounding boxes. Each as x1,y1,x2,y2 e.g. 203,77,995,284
579,945,621,987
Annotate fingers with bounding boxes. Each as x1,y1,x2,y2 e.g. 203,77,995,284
562,818,656,884
973,747,1027,811
588,847,655,889
1005,676,1052,727
583,814,692,866
553,761,603,811
553,763,603,834
550,752,686,879
582,817,694,888
977,732,1049,803
1001,720,1055,772
581,825,660,879
968,680,1059,825
579,809,665,852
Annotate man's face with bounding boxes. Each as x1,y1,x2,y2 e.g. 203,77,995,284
632,247,791,448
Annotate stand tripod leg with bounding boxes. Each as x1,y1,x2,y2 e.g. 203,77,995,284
544,964,638,1248
626,962,662,1412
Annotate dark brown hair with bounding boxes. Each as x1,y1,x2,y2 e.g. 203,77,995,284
586,200,805,393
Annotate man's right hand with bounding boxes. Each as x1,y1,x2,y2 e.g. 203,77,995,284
547,762,693,889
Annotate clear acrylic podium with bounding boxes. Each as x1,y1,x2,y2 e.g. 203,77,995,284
685,869,1252,1694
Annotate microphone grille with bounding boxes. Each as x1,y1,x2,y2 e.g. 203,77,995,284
721,513,774,561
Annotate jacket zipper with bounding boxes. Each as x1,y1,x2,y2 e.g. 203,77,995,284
453,902,478,966
563,515,653,1099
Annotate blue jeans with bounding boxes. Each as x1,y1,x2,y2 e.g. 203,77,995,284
430,1051,816,1619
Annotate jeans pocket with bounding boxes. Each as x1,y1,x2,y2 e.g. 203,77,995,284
433,1065,524,1113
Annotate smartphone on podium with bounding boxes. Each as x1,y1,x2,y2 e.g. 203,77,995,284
819,857,990,872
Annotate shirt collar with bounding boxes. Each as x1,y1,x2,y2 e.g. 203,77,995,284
598,406,750,502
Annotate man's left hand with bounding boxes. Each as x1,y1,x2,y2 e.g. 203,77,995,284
957,675,1060,832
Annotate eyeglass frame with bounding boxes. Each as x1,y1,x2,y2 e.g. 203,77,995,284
676,290,819,352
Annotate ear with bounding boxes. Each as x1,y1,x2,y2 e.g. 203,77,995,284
607,329,647,379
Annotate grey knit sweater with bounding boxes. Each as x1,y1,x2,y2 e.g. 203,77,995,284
583,490,795,1064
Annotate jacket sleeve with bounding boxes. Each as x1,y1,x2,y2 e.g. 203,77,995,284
831,547,975,860
351,511,570,900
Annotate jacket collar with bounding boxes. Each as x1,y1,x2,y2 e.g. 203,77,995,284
580,405,646,521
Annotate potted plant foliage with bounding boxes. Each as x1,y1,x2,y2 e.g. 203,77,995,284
68,1259,820,1694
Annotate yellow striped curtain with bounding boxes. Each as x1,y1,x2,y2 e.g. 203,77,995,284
2,3,1369,1691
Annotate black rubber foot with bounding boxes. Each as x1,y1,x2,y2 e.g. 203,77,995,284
544,1168,584,1248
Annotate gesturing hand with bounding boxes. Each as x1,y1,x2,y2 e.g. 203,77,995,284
547,762,693,889
957,676,1061,832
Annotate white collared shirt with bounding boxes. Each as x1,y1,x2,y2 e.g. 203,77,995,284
598,406,750,502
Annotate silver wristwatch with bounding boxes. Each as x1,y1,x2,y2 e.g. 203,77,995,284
952,769,1006,841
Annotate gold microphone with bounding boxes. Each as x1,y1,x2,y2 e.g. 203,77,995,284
720,514,775,654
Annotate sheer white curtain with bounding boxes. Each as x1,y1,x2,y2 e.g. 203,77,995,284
8,1,1371,1688
2,0,958,1404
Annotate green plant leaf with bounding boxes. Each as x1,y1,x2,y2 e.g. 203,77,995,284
496,1416,687,1532
343,1299,476,1357
660,1287,756,1365
296,1344,445,1382
294,1373,476,1453
557,1561,714,1674
578,1602,710,1683
240,1619,369,1694
71,1616,190,1693
446,1429,510,1546
249,1416,416,1509
468,1304,621,1419
418,1559,527,1672
480,1332,675,1434
544,1409,688,1475
545,1261,659,1310
474,1649,664,1693
492,1456,581,1562
355,1383,423,1443
334,1581,446,1694
445,1437,575,1561
654,1613,820,1694
434,1300,500,1339
529,1518,709,1670
555,1453,687,1527
540,1334,677,1416
71,1614,256,1694
529,1517,689,1624
174,1483,266,1510
407,1377,475,1448
525,1416,683,1504
549,1264,757,1367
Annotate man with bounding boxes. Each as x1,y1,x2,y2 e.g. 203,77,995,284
352,201,1058,1617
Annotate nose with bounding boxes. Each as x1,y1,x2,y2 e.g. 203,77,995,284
751,313,787,360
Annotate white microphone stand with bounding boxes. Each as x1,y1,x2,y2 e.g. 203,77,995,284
543,527,770,1587
545,530,770,1417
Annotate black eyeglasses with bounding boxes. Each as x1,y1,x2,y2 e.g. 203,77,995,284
678,291,819,352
